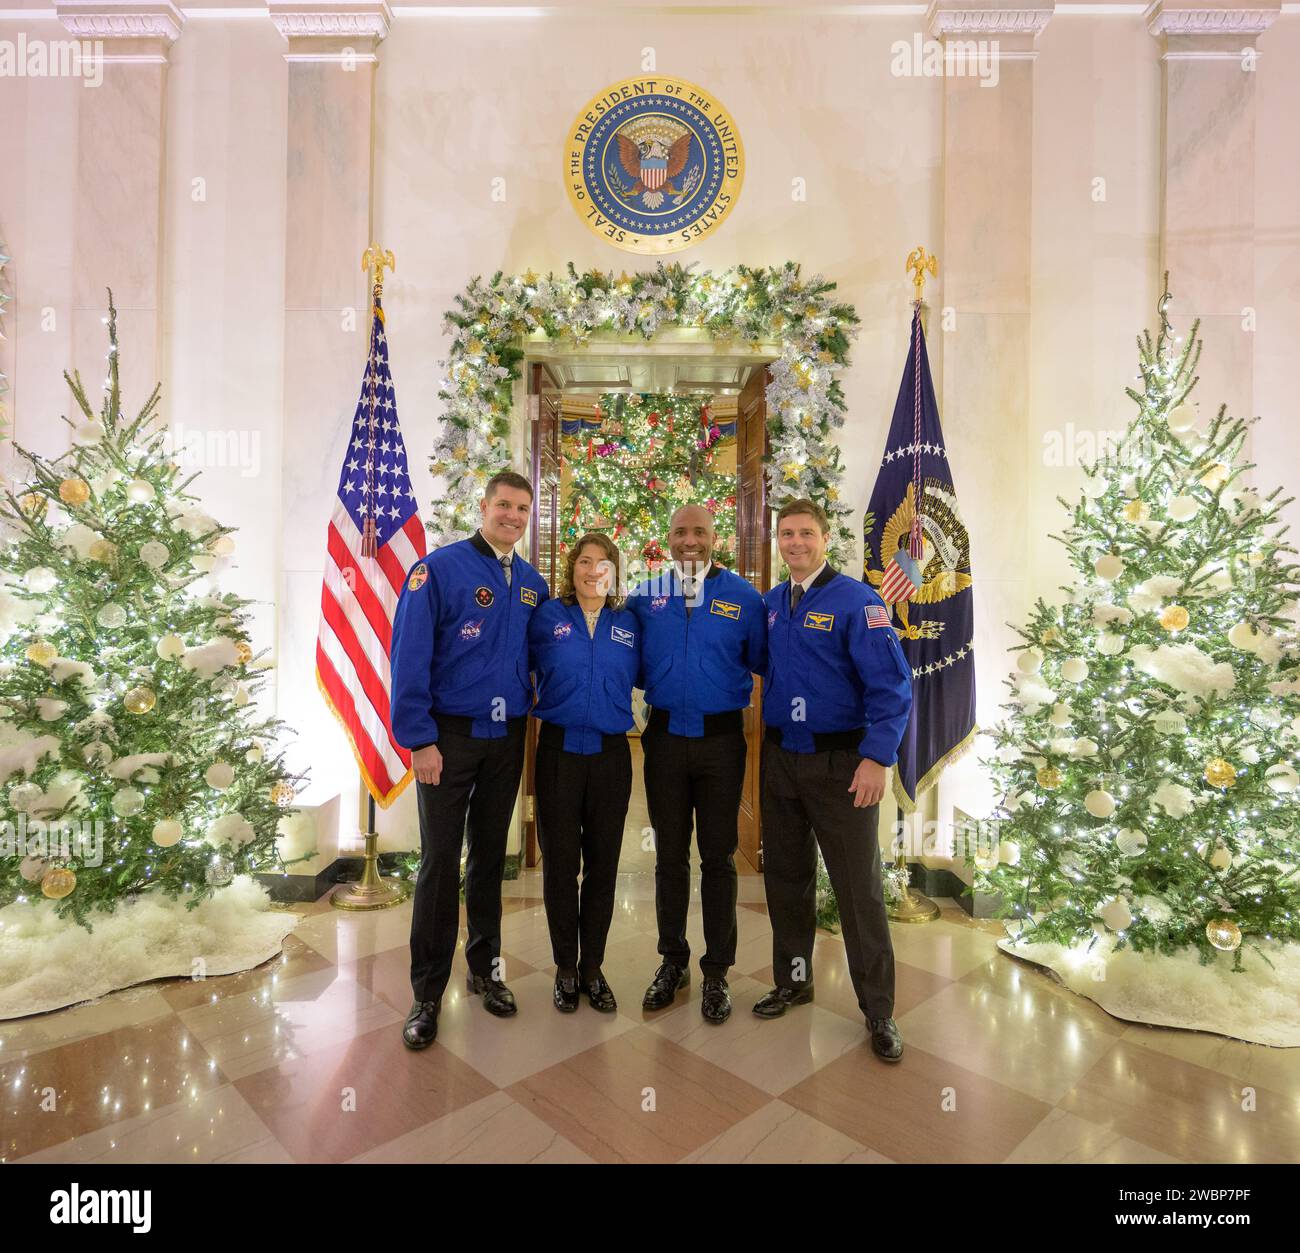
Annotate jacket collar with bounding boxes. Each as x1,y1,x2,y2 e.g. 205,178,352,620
471,529,517,565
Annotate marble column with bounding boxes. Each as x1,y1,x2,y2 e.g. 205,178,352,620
1149,2,1279,438
924,2,1054,857
270,2,392,849
54,1,182,443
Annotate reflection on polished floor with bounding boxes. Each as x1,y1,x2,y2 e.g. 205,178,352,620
3,753,1299,1163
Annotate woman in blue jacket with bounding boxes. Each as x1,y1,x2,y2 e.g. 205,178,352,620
528,532,641,1013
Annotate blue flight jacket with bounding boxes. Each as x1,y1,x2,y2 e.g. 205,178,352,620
528,598,641,755
763,564,913,765
625,564,767,736
389,531,549,747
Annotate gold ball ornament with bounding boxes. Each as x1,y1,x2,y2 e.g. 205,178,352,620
88,538,118,564
270,781,295,808
1200,462,1230,490
1205,918,1241,952
1036,766,1063,790
40,866,77,899
18,492,48,518
58,477,91,506
123,685,157,715
1122,499,1150,523
1203,757,1236,789
1158,604,1190,633
24,640,58,667
235,640,253,665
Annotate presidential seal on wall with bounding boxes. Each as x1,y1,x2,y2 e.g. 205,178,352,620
565,76,745,255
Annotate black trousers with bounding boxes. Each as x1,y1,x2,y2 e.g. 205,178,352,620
535,733,632,974
642,722,747,978
409,720,526,1003
761,740,896,1019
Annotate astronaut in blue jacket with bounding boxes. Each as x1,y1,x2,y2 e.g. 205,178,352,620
389,470,549,1049
625,503,767,1023
755,498,912,1063
528,532,640,1015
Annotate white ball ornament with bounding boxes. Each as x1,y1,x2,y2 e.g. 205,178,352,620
96,603,127,630
156,633,185,661
9,782,43,812
998,841,1021,866
1096,632,1124,657
1049,702,1073,727
1265,763,1299,794
23,566,58,593
1017,648,1043,675
1084,788,1117,818
1166,495,1199,521
152,818,183,847
210,535,236,556
205,761,235,790
139,541,170,570
1227,621,1261,653
1209,846,1233,872
111,787,145,817
1099,897,1133,932
1082,476,1108,501
1071,738,1099,758
1153,709,1188,735
125,479,155,504
82,740,113,766
72,420,105,446
1094,554,1124,582
1167,402,1197,433
19,855,48,882
191,554,216,573
1061,658,1090,683
245,744,265,764
1115,828,1147,857
233,684,250,708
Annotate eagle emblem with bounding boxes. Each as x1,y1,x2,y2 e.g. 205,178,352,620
613,120,696,211
864,479,972,637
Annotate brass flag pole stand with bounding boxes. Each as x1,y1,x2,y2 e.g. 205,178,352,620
332,244,408,912
887,246,941,925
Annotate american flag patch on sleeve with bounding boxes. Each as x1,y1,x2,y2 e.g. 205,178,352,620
865,604,891,629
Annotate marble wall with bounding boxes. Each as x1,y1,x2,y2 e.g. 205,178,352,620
0,1,1297,867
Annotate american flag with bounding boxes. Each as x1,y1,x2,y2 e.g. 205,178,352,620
315,294,426,807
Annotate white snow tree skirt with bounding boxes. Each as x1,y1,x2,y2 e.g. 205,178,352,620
0,876,298,1020
999,926,1300,1047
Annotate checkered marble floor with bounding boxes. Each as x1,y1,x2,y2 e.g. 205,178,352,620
4,868,1299,1164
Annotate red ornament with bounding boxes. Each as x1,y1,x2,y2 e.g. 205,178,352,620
585,437,595,462
647,411,659,427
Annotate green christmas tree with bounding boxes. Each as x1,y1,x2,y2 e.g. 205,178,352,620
562,390,738,584
972,280,1300,971
0,292,303,926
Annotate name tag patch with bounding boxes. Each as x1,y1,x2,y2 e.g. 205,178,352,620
611,625,635,648
406,564,428,592
803,611,834,631
710,599,741,621
520,586,538,606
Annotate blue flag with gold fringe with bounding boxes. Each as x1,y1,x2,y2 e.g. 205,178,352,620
863,307,976,811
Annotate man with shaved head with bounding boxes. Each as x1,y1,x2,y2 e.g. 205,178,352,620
625,503,766,1023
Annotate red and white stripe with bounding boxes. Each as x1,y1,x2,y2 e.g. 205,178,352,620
315,503,426,806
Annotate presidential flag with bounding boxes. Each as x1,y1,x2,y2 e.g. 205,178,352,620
863,306,976,812
315,293,426,807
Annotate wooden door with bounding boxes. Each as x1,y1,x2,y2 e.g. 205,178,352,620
525,362,562,866
735,364,772,872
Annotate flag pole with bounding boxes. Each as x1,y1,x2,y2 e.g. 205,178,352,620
888,247,941,924
331,244,406,912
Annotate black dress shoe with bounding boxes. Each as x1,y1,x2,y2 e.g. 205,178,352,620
752,985,815,1018
869,1016,903,1061
402,999,440,1049
581,971,617,1013
642,962,689,1010
553,969,579,1013
700,976,731,1023
467,972,518,1017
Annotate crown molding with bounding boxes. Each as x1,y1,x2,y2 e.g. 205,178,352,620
54,0,184,38
266,0,391,38
1145,2,1280,35
926,2,1056,35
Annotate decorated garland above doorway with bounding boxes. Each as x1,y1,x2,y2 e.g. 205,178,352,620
429,261,860,564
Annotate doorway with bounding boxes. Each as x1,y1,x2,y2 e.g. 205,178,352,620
521,332,777,872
